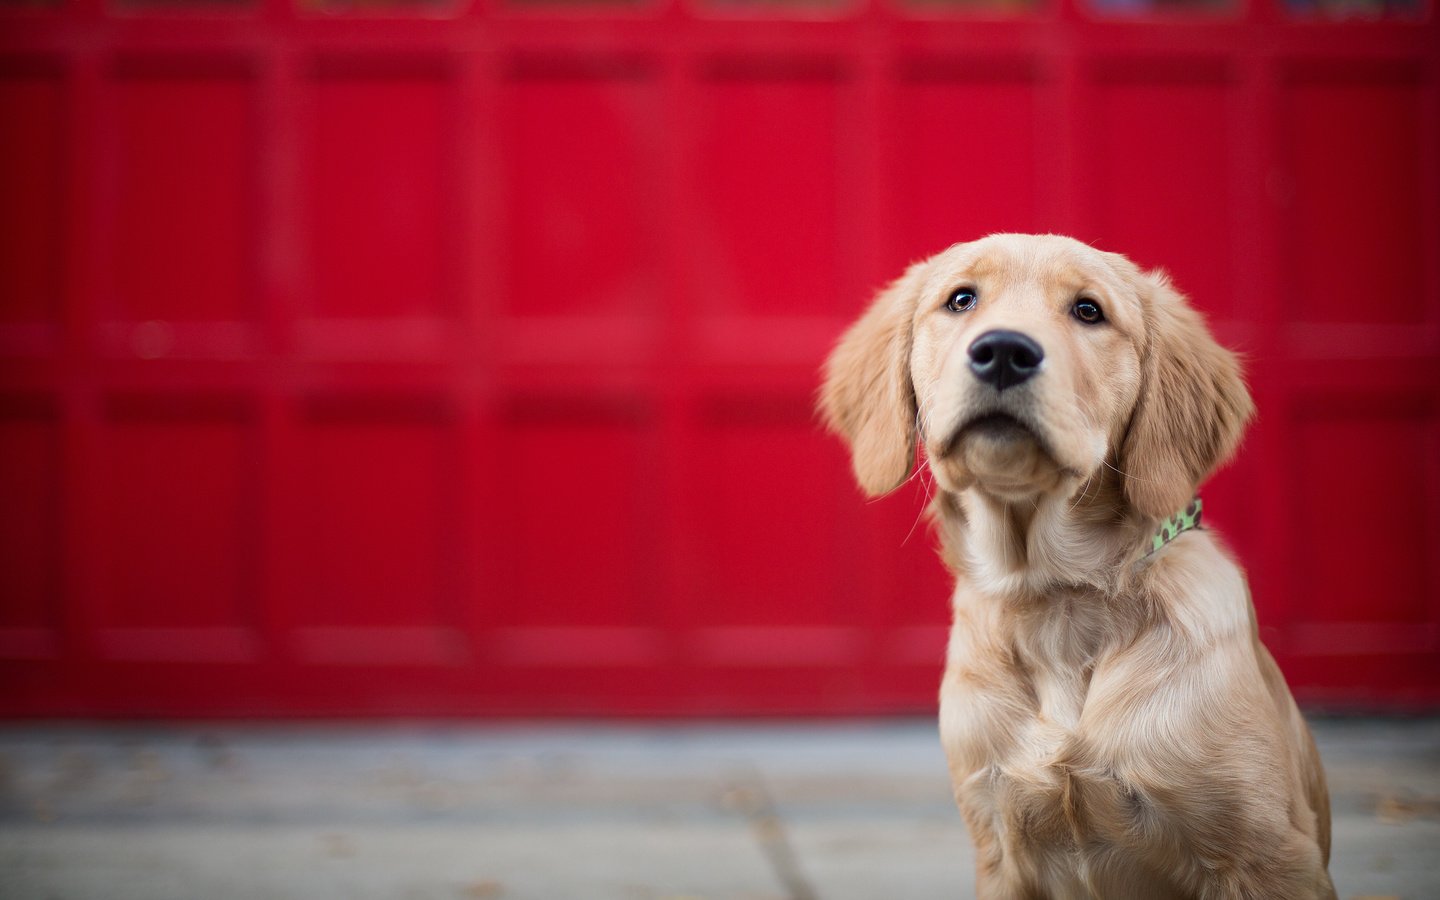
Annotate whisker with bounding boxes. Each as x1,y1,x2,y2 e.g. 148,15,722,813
901,467,938,546
1101,457,1159,486
864,411,928,505
1067,473,1096,514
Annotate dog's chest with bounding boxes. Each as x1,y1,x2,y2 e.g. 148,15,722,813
951,661,1097,847
948,705,1162,897
942,603,1168,895
1016,605,1100,727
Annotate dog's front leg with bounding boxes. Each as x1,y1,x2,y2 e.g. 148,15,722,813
1079,618,1335,900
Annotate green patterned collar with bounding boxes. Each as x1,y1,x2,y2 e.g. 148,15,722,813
1144,498,1203,557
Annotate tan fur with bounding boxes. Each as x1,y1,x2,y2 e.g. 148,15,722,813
819,260,927,495
821,235,1333,899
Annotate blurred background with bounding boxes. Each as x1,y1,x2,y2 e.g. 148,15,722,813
2,0,1438,897
1,0,1436,719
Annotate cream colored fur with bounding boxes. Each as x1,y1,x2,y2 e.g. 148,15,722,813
820,234,1334,900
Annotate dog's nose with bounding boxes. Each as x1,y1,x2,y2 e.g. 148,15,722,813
968,330,1044,391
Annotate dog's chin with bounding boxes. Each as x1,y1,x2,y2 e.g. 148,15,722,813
935,413,1067,501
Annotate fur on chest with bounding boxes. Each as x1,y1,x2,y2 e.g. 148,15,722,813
938,594,1176,893
943,706,1172,898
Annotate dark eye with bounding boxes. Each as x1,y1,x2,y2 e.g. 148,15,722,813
1073,298,1105,324
946,288,977,313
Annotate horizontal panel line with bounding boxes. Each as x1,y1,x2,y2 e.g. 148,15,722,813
690,626,865,666
884,625,948,665
290,627,467,666
0,628,59,661
95,627,261,663
486,627,667,667
1285,622,1438,657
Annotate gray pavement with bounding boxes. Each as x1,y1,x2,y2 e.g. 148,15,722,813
0,718,1435,900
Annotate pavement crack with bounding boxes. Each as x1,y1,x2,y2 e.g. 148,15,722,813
722,766,820,900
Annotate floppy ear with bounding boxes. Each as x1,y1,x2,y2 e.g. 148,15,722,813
818,261,926,497
1120,271,1255,519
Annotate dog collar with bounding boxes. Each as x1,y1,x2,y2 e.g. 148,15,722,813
1145,498,1203,557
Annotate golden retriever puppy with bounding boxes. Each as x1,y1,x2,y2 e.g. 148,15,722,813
820,234,1334,900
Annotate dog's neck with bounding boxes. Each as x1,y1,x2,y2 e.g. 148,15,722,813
931,465,1148,600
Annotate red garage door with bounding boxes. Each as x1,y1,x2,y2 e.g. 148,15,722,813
1,0,1437,716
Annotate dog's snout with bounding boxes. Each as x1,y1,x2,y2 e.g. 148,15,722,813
968,330,1044,391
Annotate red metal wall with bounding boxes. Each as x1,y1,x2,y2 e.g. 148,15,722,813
1,0,1437,716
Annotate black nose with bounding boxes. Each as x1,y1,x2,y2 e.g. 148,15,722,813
968,330,1044,391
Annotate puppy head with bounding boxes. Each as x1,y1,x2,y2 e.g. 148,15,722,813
819,234,1253,517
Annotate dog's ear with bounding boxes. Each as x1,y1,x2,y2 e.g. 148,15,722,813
1120,270,1254,519
819,261,926,497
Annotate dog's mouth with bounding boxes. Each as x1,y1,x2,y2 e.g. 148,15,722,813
928,406,1087,493
941,411,1042,456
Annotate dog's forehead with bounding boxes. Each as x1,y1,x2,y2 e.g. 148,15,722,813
927,235,1134,299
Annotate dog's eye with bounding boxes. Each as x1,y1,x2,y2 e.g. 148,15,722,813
1073,299,1105,324
946,288,977,313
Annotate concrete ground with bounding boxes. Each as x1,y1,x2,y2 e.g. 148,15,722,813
0,718,1435,900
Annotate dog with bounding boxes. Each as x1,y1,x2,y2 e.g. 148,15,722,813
820,234,1334,899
